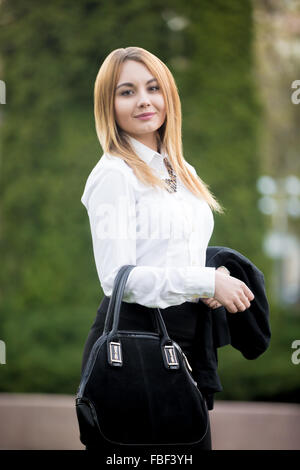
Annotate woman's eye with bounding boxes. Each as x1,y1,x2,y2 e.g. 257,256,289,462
120,90,134,96
120,86,160,96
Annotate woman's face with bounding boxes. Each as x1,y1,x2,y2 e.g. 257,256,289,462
114,60,166,145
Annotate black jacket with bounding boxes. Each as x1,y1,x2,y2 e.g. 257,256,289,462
192,246,271,410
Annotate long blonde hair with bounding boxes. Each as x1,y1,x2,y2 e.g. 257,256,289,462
94,46,223,213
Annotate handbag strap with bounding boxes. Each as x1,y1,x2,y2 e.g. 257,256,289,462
103,264,132,334
104,265,180,370
103,265,172,341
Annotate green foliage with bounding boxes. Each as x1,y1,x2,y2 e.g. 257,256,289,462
0,0,297,402
217,304,300,403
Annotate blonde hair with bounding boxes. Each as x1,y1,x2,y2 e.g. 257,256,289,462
94,46,223,213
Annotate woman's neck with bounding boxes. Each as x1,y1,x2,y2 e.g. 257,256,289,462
129,132,161,153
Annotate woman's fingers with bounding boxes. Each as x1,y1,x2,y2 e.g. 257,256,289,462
240,291,251,308
211,301,222,309
231,291,252,313
226,303,238,314
201,297,222,309
203,274,255,313
236,285,254,310
242,282,255,301
214,271,255,313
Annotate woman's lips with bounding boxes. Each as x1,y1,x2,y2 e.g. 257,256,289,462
135,113,156,120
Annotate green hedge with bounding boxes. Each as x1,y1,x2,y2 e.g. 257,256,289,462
217,304,300,403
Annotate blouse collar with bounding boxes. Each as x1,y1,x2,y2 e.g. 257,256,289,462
127,135,168,165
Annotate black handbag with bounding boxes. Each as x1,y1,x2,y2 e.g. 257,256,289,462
75,264,209,447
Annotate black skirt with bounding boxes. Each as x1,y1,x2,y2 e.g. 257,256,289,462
81,296,212,452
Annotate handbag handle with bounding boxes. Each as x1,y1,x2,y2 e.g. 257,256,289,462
103,265,168,339
104,265,179,370
103,264,133,334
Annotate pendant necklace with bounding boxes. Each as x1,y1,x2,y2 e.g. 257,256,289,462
156,136,177,193
163,158,177,193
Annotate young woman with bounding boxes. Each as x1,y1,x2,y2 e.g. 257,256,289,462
80,46,255,452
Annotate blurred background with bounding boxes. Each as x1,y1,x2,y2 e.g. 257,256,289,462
0,0,299,450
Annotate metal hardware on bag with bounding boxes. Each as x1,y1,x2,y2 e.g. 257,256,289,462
109,341,123,366
164,345,179,368
182,352,193,372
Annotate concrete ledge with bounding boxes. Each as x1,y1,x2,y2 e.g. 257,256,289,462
209,400,300,450
0,393,84,450
0,394,299,450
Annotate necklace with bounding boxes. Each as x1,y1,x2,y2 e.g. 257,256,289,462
163,157,177,193
156,135,177,193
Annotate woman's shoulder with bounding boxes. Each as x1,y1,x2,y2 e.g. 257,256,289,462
98,152,137,177
80,153,135,210
85,152,133,184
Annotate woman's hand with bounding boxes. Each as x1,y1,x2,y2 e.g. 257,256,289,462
214,269,255,313
200,266,230,310
201,266,255,313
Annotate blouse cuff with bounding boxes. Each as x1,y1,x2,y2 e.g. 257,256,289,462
185,266,216,298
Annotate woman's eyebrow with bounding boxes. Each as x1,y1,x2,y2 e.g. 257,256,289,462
115,78,157,90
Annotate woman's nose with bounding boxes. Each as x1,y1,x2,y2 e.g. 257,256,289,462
136,90,151,107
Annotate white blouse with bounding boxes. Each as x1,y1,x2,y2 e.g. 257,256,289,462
81,136,216,309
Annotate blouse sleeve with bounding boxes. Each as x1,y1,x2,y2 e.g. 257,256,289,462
82,166,216,309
